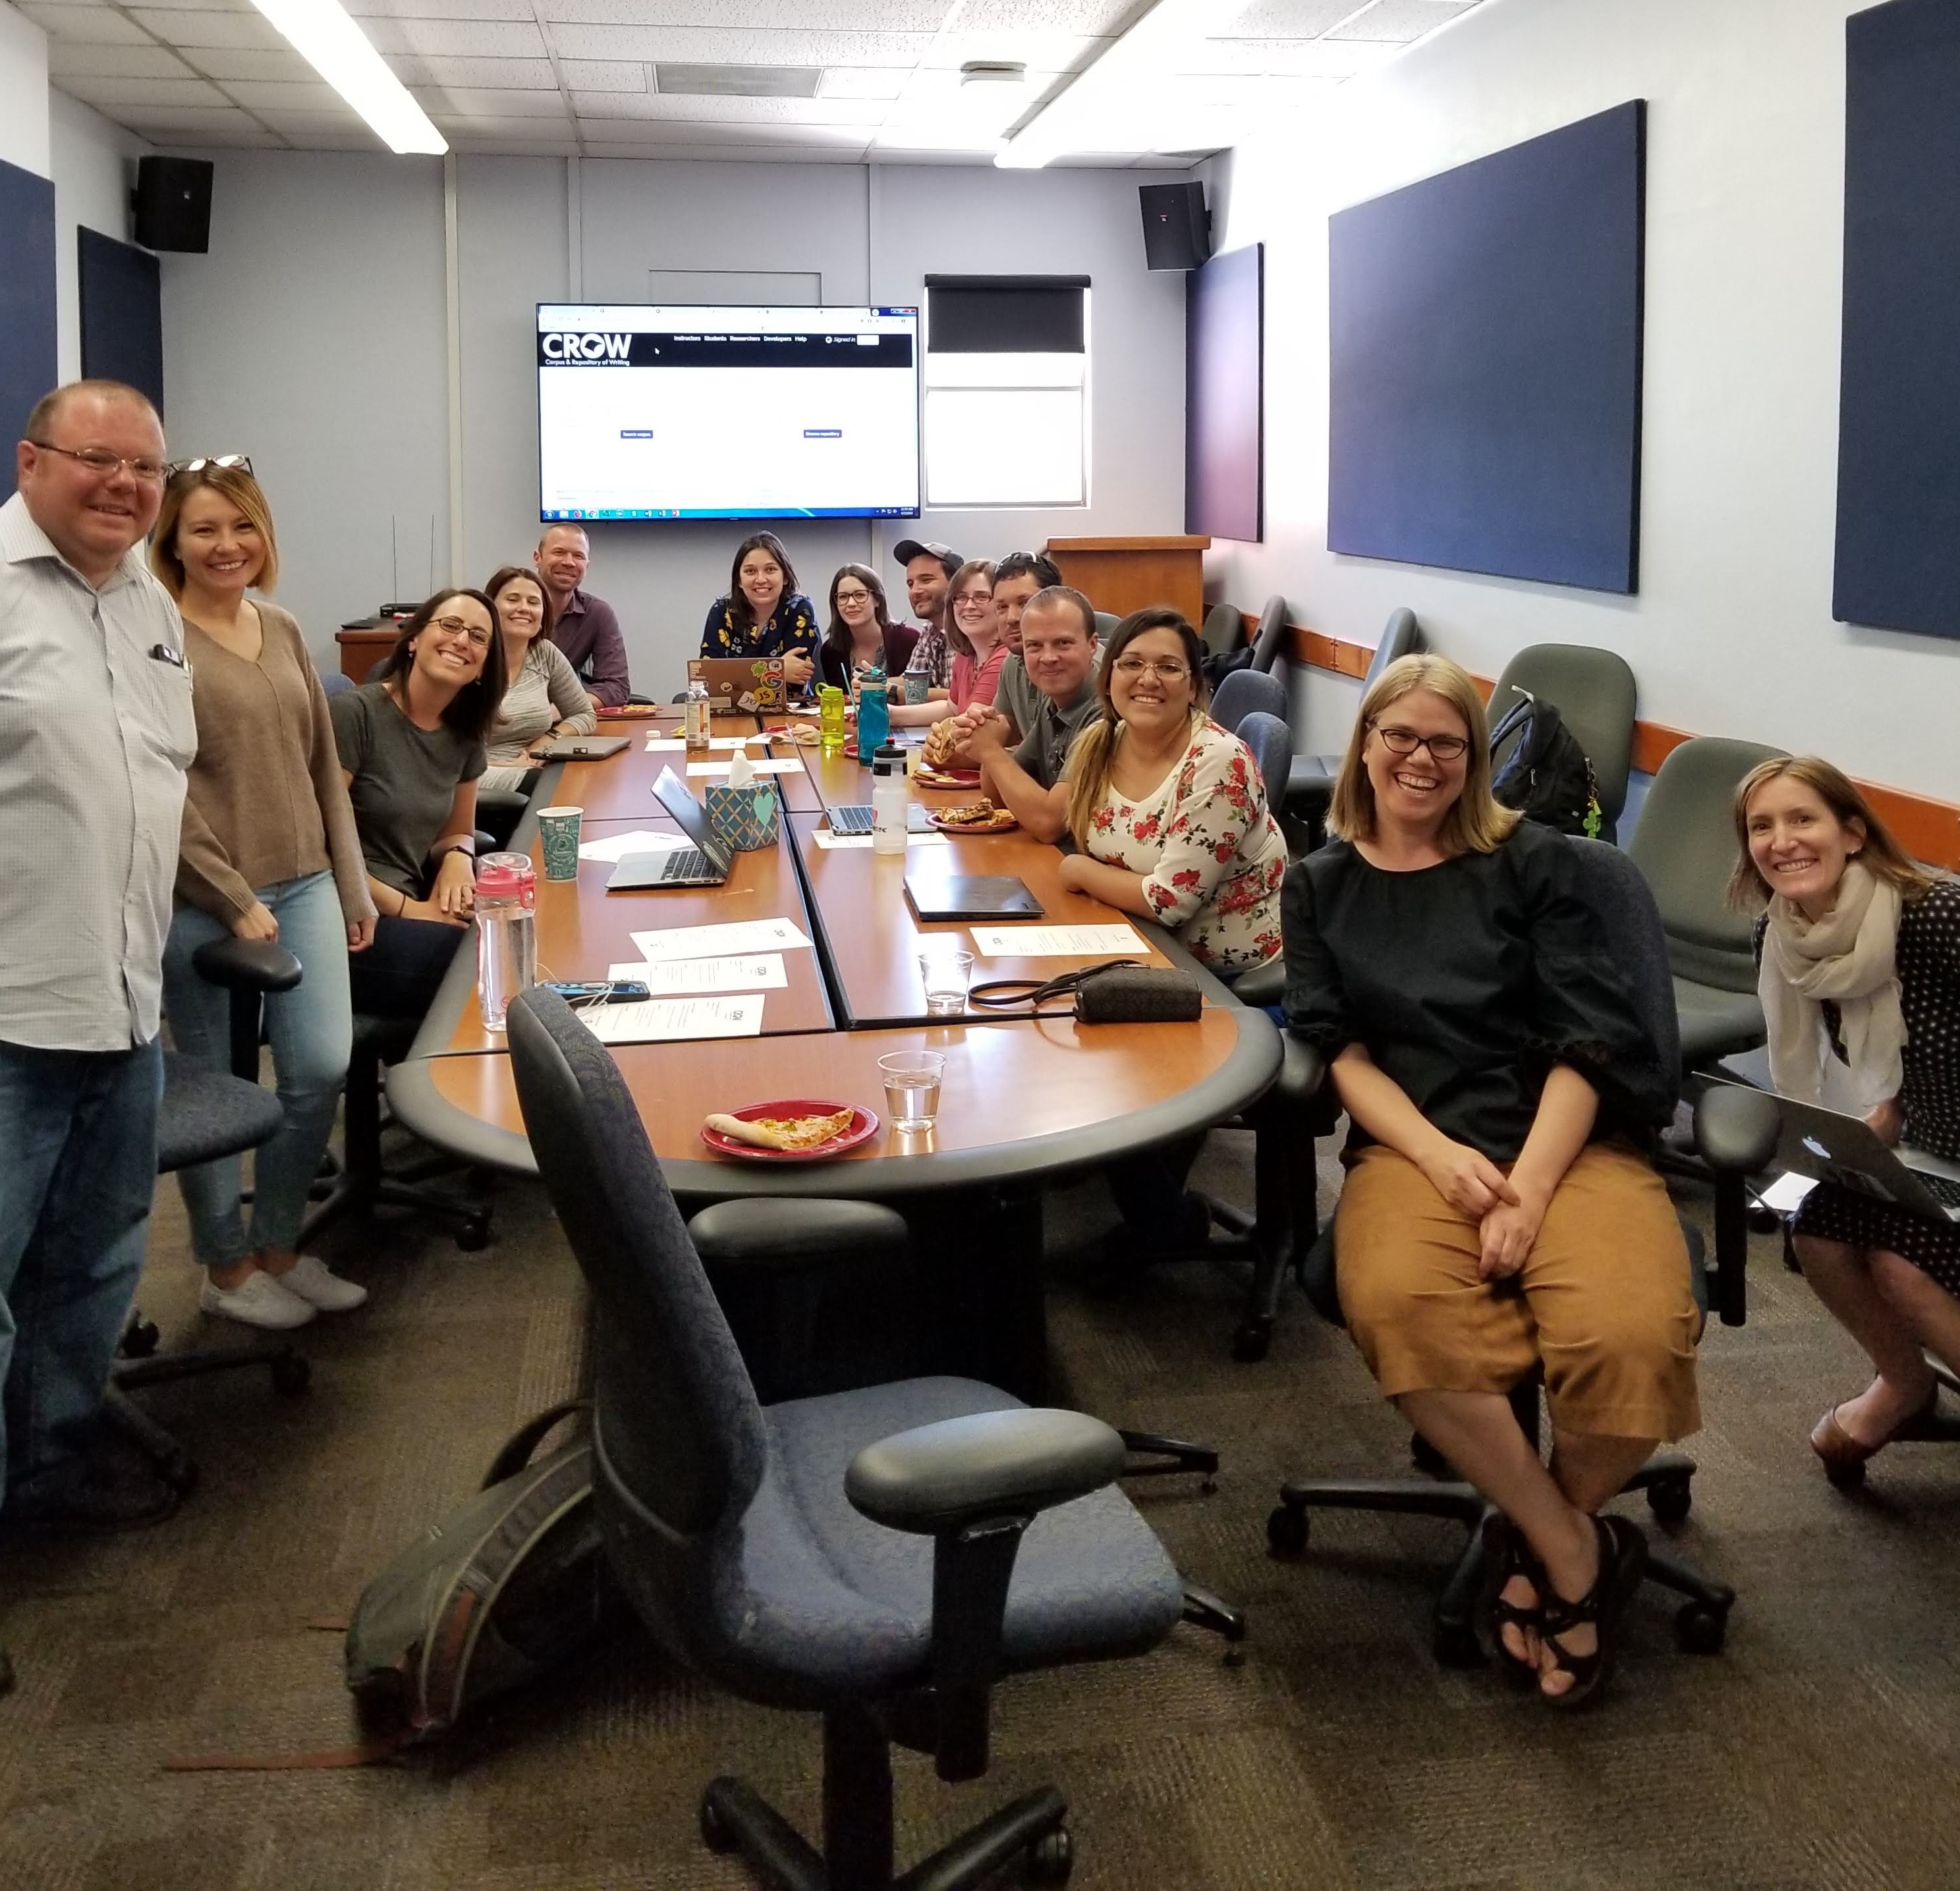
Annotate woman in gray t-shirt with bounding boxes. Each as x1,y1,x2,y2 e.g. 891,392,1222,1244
328,588,504,1019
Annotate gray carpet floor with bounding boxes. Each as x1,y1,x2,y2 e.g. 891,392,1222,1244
3,1126,1959,1891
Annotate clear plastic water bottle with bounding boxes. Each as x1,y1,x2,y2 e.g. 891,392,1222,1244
685,676,712,752
856,665,889,763
475,851,537,1032
872,742,910,854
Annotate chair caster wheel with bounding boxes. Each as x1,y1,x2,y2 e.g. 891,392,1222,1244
1200,1475,1219,1496
1646,1475,1693,1524
1266,1504,1308,1557
121,1319,161,1360
1675,1602,1727,1655
1823,1456,1867,1492
1433,1620,1484,1669
270,1355,311,1398
1230,1319,1271,1363
1026,1826,1073,1884
698,1788,737,1854
457,1218,491,1252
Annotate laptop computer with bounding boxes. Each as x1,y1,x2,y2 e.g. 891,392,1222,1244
529,734,631,761
605,769,733,890
826,803,937,836
689,656,787,713
903,868,1044,923
1749,1087,1960,1221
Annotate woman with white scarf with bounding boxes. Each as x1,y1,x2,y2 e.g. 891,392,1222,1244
1733,757,1960,1478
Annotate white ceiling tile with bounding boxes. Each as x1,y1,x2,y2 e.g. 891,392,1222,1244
217,78,347,109
412,85,574,117
557,58,645,91
1224,0,1370,34
395,55,559,88
183,47,314,79
543,1,940,24
434,115,573,138
1192,35,1382,76
1329,0,1475,43
252,109,380,133
111,103,273,128
45,41,198,78
573,115,872,146
547,26,928,65
587,141,868,161
359,18,548,57
57,72,231,105
814,67,907,100
920,29,1109,71
956,0,1134,27
20,5,155,45
129,10,290,49
573,90,884,124
347,0,538,17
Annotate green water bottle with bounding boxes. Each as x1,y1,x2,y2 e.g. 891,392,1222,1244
818,684,847,756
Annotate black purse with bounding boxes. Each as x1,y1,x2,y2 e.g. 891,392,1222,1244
968,958,1204,1024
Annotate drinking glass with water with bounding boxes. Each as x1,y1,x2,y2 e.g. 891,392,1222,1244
878,1051,944,1133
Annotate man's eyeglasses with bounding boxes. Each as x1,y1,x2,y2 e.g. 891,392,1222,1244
1372,723,1470,762
1113,655,1190,682
429,615,491,647
166,454,254,480
30,441,169,485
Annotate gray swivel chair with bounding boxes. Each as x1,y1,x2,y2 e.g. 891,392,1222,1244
1092,609,1120,640
1200,600,1245,659
1210,669,1293,806
1285,607,1422,840
1265,837,1780,1666
1248,593,1290,673
1486,643,1638,844
507,987,1195,1890
1627,735,1787,1073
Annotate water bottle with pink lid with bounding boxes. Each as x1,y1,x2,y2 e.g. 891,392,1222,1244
475,851,538,1031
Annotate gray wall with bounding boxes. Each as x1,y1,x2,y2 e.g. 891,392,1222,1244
161,151,1192,687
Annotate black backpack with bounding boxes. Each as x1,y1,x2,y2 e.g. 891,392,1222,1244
1488,692,1604,838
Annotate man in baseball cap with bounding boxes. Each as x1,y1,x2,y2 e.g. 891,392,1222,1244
892,539,959,692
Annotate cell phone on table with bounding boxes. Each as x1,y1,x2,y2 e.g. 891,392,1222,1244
543,979,650,1003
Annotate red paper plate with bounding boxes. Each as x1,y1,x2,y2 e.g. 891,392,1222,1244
928,808,1019,835
700,1099,880,1163
915,767,982,790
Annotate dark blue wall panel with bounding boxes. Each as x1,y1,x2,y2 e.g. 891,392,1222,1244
1834,0,1960,640
79,227,165,416
1186,243,1264,542
0,157,58,500
1327,101,1646,595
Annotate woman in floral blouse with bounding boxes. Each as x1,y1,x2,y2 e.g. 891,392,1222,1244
700,532,818,688
1059,607,1286,977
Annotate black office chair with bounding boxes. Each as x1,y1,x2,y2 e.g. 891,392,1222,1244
1486,643,1638,844
1247,594,1290,674
507,986,1199,1889
1286,607,1422,840
1264,836,1780,1666
109,938,314,1488
1200,601,1245,659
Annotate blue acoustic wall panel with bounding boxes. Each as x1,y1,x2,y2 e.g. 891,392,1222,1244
1187,243,1264,541
1328,101,1647,594
79,227,165,416
0,157,59,500
1834,0,1960,641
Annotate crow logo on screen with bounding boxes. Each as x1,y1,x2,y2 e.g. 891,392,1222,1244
542,333,632,362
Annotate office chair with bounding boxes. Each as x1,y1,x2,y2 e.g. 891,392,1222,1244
1210,669,1293,806
507,987,1200,1890
1265,837,1779,1666
1286,607,1422,841
109,937,314,1489
1486,643,1638,844
1200,600,1245,659
1627,735,1786,1074
1248,594,1290,673
1092,609,1120,640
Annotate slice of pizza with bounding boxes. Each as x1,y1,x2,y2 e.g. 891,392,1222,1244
705,1108,855,1151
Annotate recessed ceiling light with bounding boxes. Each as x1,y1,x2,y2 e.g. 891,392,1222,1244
655,63,823,98
246,0,445,155
960,61,1027,85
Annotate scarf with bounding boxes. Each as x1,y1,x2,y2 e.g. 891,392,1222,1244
1758,860,1906,1112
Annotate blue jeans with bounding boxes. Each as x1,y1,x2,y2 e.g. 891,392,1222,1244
0,1035,163,1504
162,872,352,1266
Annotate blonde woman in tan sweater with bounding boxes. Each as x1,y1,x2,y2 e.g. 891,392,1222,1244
153,460,375,1331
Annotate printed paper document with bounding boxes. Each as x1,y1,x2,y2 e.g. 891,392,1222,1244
605,954,787,994
968,924,1148,958
629,917,814,962
582,994,765,1045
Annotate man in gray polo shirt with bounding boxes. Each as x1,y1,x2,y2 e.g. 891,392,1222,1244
953,584,1101,843
0,381,195,1585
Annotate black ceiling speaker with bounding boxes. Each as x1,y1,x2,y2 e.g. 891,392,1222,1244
132,156,213,254
1139,181,1210,271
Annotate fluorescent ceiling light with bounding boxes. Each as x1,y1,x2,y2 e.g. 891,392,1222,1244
997,0,1250,169
248,0,447,155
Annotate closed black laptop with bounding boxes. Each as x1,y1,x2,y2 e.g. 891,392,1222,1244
903,869,1044,922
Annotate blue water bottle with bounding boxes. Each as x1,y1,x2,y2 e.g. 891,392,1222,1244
856,664,889,763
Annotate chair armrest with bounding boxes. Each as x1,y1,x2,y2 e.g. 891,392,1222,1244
1230,957,1285,1008
190,936,302,994
689,1197,908,1275
846,1408,1124,1536
1693,1083,1781,1174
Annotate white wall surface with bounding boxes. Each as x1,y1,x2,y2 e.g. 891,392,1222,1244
165,150,1192,684
49,91,151,385
0,2,49,178
1207,0,1960,802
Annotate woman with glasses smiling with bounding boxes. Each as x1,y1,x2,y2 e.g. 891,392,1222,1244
1283,654,1694,1709
945,559,1009,713
479,564,596,795
817,563,917,692
329,589,507,1023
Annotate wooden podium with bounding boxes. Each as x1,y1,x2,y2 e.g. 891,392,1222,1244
1042,535,1210,627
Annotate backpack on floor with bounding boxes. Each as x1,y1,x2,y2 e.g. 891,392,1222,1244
1488,692,1604,838
343,1399,621,1744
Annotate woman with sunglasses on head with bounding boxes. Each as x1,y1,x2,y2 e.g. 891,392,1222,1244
478,564,596,795
1284,653,1693,1708
701,532,818,689
1731,757,1960,1479
152,456,375,1330
329,589,506,1024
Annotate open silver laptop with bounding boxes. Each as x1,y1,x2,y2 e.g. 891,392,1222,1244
1752,1089,1960,1222
605,768,733,889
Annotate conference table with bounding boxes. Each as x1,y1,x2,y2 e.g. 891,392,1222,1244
386,704,1281,1394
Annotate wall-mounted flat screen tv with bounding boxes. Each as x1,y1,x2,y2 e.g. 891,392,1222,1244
536,303,920,522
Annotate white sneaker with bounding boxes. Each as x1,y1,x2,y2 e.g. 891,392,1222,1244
273,1254,369,1313
200,1270,317,1330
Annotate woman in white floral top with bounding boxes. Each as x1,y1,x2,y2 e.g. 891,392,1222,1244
1058,608,1286,977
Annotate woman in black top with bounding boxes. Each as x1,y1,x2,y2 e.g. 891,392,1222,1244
1733,756,1960,1478
817,563,918,692
1285,655,1695,1706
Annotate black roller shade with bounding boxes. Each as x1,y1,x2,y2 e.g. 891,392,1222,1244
924,275,1089,353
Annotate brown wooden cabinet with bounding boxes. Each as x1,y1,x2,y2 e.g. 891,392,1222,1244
335,621,399,681
1042,535,1210,627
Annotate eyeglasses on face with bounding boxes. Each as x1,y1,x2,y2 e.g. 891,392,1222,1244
31,441,169,485
953,590,992,609
167,454,254,480
834,587,873,605
428,615,491,647
1372,722,1470,762
1113,655,1190,682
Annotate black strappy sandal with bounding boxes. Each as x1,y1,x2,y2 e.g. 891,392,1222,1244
1538,1514,1649,1711
1474,1514,1546,1684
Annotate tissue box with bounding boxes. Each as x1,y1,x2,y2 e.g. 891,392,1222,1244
705,781,779,852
